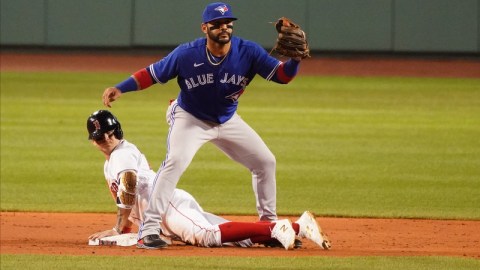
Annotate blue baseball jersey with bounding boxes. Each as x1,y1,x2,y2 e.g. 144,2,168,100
147,36,281,124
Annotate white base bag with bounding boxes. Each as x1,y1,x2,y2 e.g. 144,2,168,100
88,233,137,247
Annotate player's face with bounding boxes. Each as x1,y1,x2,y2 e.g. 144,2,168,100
91,131,117,153
204,19,233,44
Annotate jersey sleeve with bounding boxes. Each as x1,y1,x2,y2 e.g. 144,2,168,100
109,149,138,176
108,149,139,209
148,45,184,84
250,42,282,81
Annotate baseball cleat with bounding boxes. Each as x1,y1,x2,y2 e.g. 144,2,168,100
263,238,302,249
137,234,168,249
295,211,331,250
270,219,296,250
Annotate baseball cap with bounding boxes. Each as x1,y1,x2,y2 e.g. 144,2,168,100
202,2,237,23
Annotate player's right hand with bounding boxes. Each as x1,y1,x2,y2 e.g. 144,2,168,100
89,228,119,240
102,87,122,108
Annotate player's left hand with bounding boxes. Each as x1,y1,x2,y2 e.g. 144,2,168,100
102,87,122,108
272,17,310,60
88,229,119,240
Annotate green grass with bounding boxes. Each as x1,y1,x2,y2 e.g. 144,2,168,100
1,72,480,269
1,255,479,270
1,72,479,219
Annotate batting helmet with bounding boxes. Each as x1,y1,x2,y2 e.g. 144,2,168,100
86,110,123,140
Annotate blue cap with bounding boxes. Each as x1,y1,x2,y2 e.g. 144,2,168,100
202,2,237,23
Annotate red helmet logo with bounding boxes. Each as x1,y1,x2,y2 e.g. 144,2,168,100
93,119,101,131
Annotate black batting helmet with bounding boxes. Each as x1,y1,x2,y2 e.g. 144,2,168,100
86,110,123,140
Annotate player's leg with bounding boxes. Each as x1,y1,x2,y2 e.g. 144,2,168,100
219,220,297,249
212,113,277,221
139,103,216,241
219,221,274,243
164,189,225,247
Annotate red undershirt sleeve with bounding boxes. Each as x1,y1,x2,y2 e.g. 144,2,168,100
273,59,300,84
133,68,154,90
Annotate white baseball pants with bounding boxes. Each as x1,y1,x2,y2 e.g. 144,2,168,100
139,100,277,239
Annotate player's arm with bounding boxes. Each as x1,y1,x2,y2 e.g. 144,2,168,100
271,58,300,84
251,41,300,85
89,170,137,240
102,68,156,107
88,207,133,240
102,48,182,107
114,207,134,234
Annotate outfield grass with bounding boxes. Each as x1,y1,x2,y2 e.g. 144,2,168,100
1,255,479,270
1,72,479,219
1,72,479,269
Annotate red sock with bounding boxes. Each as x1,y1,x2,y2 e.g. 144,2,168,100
250,222,300,244
219,221,275,243
292,222,300,234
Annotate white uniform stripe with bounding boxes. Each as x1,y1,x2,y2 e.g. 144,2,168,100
162,102,178,167
266,61,281,81
148,64,162,84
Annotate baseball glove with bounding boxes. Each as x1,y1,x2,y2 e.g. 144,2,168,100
272,17,310,59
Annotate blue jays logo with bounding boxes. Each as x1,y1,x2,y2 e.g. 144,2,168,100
225,89,245,103
215,5,228,15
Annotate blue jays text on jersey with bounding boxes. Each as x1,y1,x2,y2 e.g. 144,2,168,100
145,36,287,124
184,72,249,90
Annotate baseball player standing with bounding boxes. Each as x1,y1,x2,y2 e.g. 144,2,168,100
102,2,306,249
86,110,331,250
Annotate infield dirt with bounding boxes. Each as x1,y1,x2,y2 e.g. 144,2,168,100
1,212,479,258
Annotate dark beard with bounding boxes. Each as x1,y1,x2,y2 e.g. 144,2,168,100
207,29,232,45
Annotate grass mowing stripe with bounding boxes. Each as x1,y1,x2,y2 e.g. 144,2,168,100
1,255,479,270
